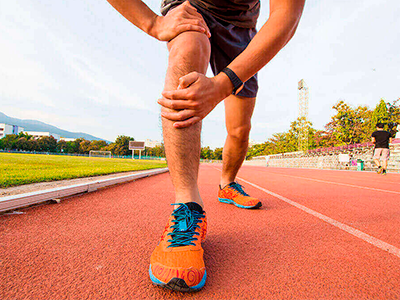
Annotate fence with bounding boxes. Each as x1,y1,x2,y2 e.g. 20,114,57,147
0,149,165,160
246,139,400,172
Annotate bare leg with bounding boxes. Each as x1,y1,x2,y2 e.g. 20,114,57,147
381,160,388,170
162,32,211,207
373,159,381,167
220,95,256,187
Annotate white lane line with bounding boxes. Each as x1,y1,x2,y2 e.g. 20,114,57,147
209,166,400,259
266,172,400,195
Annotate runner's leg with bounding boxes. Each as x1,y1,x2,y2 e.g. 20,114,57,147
382,159,388,170
162,31,211,206
220,95,256,187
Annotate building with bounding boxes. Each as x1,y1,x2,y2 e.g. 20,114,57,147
24,131,61,141
145,139,162,148
0,123,25,139
60,137,76,142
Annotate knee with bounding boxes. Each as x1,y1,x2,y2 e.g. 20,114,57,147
168,32,211,72
227,123,251,142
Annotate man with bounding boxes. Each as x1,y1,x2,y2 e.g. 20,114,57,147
106,0,305,292
371,123,392,175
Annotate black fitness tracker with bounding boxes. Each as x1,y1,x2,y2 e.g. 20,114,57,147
221,67,244,95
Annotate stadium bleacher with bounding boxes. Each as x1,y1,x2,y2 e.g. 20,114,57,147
248,138,400,172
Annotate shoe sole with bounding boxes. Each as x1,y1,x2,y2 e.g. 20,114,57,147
218,198,262,209
149,265,206,292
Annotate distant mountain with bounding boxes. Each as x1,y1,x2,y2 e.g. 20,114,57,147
0,112,108,141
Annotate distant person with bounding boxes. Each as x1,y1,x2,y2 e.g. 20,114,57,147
371,123,392,174
106,0,305,292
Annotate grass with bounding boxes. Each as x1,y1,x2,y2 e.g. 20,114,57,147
0,153,167,188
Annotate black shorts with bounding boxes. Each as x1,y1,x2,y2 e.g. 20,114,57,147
161,0,259,98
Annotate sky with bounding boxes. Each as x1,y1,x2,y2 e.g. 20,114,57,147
0,0,399,148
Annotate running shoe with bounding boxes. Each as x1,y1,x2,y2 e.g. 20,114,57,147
382,169,387,175
218,182,262,209
377,166,383,174
149,202,207,292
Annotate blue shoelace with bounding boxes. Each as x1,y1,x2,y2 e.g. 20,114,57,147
167,203,205,248
230,182,250,196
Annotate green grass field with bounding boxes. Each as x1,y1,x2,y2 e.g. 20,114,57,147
0,153,167,188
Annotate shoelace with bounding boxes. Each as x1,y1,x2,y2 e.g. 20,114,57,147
167,203,205,248
230,182,250,196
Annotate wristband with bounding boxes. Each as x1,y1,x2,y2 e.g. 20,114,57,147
221,68,244,95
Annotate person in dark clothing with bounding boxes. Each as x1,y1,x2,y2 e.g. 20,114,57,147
371,123,392,174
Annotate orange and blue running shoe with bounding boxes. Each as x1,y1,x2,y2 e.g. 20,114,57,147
149,202,207,292
218,182,262,209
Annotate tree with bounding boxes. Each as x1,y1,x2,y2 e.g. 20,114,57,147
15,137,30,151
370,99,389,132
37,136,57,152
79,139,92,153
386,98,400,136
325,100,372,145
200,147,213,159
0,134,18,149
106,135,135,156
57,140,67,153
90,140,108,150
212,147,223,160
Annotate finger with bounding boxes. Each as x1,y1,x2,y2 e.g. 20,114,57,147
184,6,204,21
177,24,208,37
183,2,200,14
161,109,195,121
179,6,210,35
157,98,194,110
179,72,200,88
183,13,210,36
162,88,194,100
173,116,202,128
183,1,197,10
185,17,209,33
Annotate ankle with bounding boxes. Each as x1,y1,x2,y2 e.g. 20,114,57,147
174,190,204,208
220,180,234,189
176,198,204,208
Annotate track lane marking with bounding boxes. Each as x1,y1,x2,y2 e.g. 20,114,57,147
209,166,400,259
264,172,400,195
265,169,400,186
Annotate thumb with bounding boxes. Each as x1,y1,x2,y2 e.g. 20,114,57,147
178,72,200,89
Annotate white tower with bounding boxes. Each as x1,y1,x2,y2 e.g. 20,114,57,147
298,79,309,152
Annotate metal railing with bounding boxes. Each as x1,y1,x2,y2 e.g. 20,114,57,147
0,149,165,160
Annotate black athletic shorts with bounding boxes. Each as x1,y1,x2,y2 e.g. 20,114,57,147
161,0,259,98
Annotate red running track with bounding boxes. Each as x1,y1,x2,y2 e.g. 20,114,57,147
1,165,400,299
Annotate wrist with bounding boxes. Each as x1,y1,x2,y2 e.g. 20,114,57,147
147,15,161,40
214,72,234,99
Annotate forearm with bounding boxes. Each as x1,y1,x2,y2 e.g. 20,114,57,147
224,3,305,83
106,0,158,37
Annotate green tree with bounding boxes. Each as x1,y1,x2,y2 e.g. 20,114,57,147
106,135,135,156
386,98,400,136
79,139,92,153
57,140,67,153
325,100,372,145
0,134,18,149
90,140,108,151
37,136,57,152
200,147,213,159
15,137,30,151
212,147,223,160
370,99,389,131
